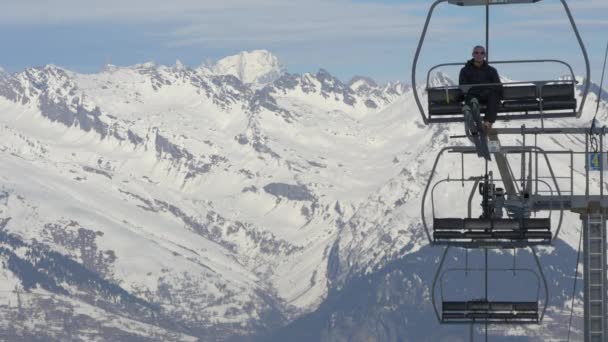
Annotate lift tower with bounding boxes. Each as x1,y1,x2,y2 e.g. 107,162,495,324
495,126,608,342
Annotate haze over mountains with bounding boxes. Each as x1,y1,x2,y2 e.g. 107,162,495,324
0,49,605,341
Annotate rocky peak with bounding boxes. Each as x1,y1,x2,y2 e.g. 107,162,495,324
212,50,286,88
428,70,455,87
348,76,378,94
10,65,78,104
20,65,72,87
382,81,409,96
174,59,186,71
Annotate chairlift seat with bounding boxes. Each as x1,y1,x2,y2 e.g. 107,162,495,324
427,82,577,123
433,217,551,246
442,300,539,323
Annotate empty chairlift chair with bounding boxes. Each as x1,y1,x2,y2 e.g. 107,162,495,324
421,161,562,248
432,253,548,325
442,300,539,323
432,217,552,246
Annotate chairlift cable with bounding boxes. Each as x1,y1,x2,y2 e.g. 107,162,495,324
590,39,608,152
594,40,608,119
566,222,583,342
485,0,490,61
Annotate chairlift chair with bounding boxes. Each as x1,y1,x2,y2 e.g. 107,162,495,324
432,248,548,324
411,0,590,125
413,0,598,336
433,217,552,247
421,146,564,248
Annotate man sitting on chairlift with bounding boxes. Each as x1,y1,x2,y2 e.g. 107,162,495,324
459,45,502,131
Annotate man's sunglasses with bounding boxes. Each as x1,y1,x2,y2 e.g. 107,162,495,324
474,51,486,55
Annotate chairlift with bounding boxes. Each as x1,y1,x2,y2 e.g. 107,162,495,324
411,0,590,125
413,0,604,336
420,145,564,248
431,247,548,324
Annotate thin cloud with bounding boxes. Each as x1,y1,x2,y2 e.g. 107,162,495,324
163,2,470,48
0,0,458,48
569,0,608,10
512,18,608,28
0,0,283,25
503,0,608,17
0,0,601,83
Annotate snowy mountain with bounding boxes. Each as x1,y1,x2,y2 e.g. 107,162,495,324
0,52,604,341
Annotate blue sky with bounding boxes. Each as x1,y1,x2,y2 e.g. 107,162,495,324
0,0,606,84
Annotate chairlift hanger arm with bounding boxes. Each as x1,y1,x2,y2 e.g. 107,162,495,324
432,247,451,322
560,0,591,118
421,146,454,244
412,0,447,125
531,247,549,321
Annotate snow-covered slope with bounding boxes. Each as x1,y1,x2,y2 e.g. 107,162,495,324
0,52,603,341
0,51,412,340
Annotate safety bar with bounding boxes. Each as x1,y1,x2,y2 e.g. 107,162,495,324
431,247,549,323
439,268,542,304
448,0,543,5
430,177,558,224
426,60,577,88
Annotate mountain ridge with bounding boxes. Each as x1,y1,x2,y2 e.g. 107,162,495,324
0,50,604,341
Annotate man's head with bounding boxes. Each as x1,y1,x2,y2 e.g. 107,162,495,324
472,45,486,63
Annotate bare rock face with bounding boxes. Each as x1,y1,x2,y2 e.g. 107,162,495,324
43,221,117,279
263,183,315,202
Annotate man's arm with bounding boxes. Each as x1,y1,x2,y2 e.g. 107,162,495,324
459,68,468,85
491,67,501,84
490,67,503,96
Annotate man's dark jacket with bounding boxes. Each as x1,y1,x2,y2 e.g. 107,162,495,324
459,59,500,85
458,58,502,123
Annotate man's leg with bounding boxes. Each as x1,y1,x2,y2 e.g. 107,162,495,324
463,97,491,160
483,89,500,126
464,94,483,130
